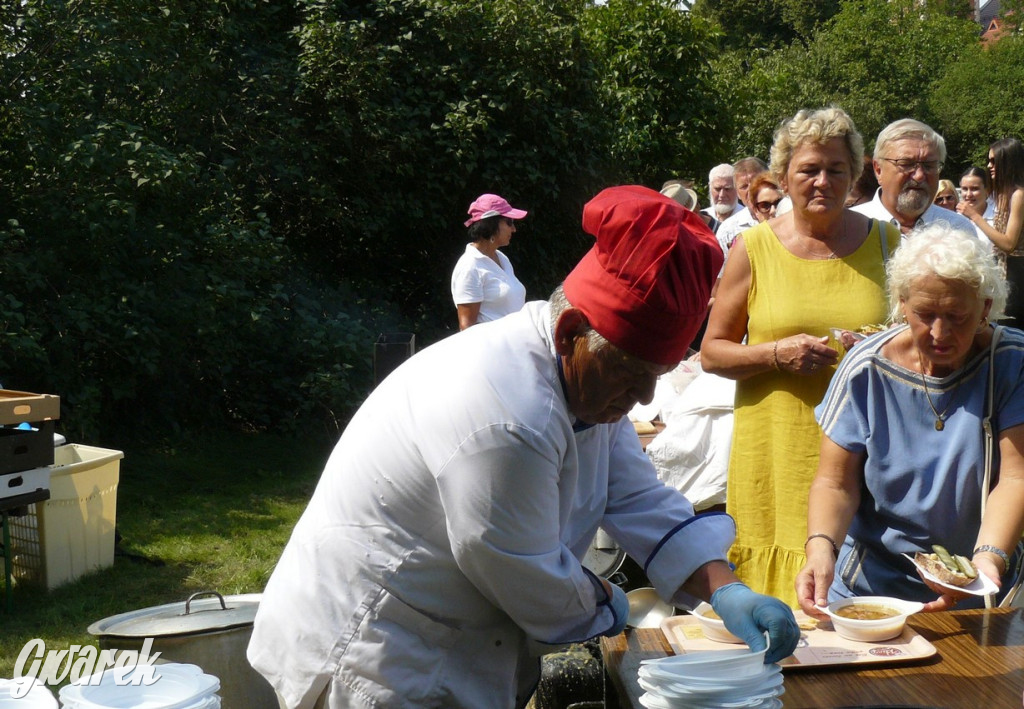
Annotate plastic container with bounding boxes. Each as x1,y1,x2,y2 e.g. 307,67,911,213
7,444,123,589
59,662,219,709
822,596,924,642
0,678,59,708
689,602,743,644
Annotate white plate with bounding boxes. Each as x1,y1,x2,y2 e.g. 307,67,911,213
639,663,780,692
643,671,784,701
903,553,1000,596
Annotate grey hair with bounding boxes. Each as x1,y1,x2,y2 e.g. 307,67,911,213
549,284,612,352
769,107,864,186
873,118,947,163
708,163,734,184
732,156,768,177
886,223,1007,323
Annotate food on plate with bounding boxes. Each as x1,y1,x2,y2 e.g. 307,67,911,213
834,603,900,620
914,544,978,587
700,607,722,620
797,617,818,631
858,323,886,334
632,420,658,435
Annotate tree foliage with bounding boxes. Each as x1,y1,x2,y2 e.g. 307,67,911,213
691,0,841,50
930,34,1024,167
0,0,729,438
718,0,980,159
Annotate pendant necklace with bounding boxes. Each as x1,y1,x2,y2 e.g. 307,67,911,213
917,350,964,431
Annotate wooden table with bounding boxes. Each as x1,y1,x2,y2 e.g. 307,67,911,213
602,608,1024,708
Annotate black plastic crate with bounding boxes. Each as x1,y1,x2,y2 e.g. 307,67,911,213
0,420,55,475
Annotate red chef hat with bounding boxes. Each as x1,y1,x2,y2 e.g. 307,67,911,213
562,185,723,365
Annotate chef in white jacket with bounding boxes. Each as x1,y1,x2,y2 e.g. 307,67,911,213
249,185,800,709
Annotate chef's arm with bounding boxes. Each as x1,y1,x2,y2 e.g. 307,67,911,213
678,559,740,601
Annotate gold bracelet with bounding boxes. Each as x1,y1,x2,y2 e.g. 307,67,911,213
805,533,839,558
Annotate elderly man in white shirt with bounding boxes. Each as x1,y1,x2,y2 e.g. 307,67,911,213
701,164,743,231
714,157,769,257
850,119,975,235
249,186,800,709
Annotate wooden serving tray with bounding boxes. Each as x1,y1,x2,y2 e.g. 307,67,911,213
661,612,937,670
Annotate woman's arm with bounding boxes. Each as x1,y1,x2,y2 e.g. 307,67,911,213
794,436,863,618
456,303,482,330
962,189,1024,253
700,234,837,379
974,422,1024,582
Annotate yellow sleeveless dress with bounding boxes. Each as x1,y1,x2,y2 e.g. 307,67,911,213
726,219,893,607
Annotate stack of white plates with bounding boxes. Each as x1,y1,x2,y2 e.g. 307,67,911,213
637,647,783,708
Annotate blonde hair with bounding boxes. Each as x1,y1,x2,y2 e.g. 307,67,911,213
935,179,957,200
769,107,864,185
887,224,1007,323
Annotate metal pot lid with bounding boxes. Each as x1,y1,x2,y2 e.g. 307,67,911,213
87,591,261,638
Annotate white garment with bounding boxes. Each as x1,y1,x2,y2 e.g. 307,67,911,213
715,207,758,258
450,244,526,323
248,302,736,709
701,203,743,230
645,370,735,512
851,188,976,234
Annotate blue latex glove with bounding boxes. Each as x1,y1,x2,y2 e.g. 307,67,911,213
710,582,800,663
602,582,630,637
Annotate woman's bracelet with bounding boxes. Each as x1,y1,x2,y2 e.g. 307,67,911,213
973,544,1010,572
772,341,780,371
805,533,839,558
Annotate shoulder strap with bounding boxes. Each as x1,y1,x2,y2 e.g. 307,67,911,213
982,326,1003,507
982,325,1002,609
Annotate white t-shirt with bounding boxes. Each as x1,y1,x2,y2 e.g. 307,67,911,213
451,244,526,322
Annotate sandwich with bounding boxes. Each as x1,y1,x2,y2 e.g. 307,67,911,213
914,545,978,587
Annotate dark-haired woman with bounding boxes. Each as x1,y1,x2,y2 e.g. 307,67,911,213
959,139,1024,324
957,166,994,243
451,194,528,329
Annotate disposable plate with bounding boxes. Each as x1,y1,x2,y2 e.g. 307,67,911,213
902,553,999,596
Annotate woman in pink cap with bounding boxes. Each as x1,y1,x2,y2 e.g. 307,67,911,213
451,193,528,329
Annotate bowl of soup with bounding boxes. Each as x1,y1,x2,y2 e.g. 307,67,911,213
690,602,744,644
823,596,924,642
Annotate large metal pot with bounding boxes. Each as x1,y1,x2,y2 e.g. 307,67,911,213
87,591,277,709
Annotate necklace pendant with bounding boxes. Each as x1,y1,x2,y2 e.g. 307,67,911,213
935,418,945,431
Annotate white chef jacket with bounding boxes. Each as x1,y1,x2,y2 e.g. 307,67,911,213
248,301,736,709
450,244,526,323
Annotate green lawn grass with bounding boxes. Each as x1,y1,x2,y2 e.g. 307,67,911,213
0,431,336,679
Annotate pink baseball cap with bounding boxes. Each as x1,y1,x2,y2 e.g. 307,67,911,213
464,194,529,227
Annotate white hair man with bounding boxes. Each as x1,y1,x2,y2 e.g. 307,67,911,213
851,119,975,235
701,164,743,231
715,157,769,257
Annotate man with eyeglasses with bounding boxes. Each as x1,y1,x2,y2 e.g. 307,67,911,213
851,119,974,235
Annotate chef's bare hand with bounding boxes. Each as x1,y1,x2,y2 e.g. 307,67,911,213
775,335,838,375
711,582,799,663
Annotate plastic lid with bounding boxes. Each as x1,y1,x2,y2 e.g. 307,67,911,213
59,663,219,709
87,593,260,639
0,679,59,708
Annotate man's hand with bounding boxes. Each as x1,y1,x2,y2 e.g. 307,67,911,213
710,582,800,663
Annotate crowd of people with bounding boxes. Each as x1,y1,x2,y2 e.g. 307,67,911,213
245,112,1024,709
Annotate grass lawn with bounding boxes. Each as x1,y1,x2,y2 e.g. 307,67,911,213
0,430,336,679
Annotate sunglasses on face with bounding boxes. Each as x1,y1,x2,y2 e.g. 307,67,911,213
756,199,782,212
935,195,957,204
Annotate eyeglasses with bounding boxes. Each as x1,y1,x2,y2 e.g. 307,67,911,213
934,194,957,204
880,157,943,175
755,199,782,213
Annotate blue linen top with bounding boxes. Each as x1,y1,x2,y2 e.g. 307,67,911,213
815,325,1024,602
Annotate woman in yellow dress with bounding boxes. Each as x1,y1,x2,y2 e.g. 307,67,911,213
701,108,899,607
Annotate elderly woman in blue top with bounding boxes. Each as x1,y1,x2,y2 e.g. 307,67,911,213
796,224,1024,617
